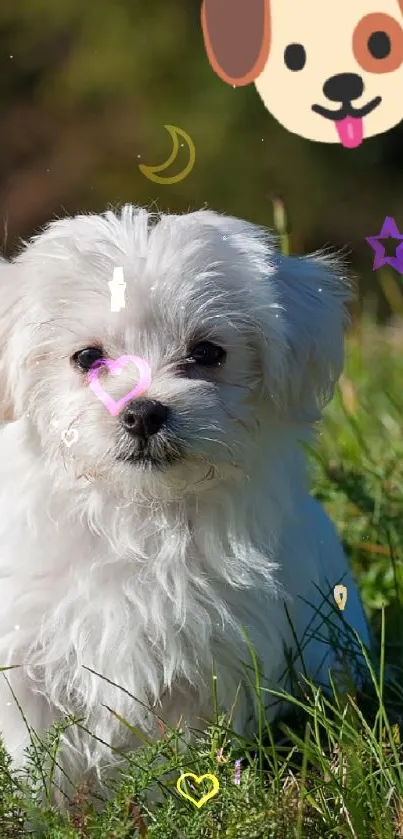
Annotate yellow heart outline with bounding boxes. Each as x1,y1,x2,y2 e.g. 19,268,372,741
176,772,220,809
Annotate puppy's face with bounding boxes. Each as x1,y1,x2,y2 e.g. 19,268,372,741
256,0,403,147
202,0,403,148
0,207,349,500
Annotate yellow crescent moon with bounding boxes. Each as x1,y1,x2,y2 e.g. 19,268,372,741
139,124,196,185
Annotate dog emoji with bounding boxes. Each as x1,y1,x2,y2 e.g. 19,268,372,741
201,0,403,148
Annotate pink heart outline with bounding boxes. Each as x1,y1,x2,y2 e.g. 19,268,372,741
88,355,152,416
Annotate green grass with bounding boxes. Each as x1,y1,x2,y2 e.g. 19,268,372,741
2,321,403,838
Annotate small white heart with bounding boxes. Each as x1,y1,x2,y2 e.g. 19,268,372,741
61,429,78,448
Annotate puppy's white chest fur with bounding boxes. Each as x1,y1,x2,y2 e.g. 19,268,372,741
0,419,294,773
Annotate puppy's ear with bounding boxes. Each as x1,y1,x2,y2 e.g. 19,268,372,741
201,0,271,86
0,259,24,420
273,253,352,422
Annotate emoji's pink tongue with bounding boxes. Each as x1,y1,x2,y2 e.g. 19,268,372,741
335,116,363,148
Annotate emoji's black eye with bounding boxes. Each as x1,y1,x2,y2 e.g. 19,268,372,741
189,341,226,366
71,347,105,371
284,43,306,71
367,31,391,59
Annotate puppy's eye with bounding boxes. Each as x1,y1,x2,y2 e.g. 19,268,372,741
189,341,226,366
353,14,403,74
71,347,104,371
284,43,306,71
367,31,391,59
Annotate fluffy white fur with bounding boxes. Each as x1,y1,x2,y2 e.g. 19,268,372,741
0,206,369,799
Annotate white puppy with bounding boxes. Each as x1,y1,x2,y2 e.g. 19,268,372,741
0,206,369,798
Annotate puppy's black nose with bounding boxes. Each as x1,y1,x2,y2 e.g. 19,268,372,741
323,73,364,103
120,399,169,438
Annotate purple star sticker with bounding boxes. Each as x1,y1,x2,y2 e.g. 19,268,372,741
366,216,403,274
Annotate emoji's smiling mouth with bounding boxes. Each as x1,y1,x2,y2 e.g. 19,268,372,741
311,96,382,149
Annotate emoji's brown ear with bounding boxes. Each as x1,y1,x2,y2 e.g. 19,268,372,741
201,0,271,86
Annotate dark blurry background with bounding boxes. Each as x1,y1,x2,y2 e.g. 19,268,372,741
1,0,402,318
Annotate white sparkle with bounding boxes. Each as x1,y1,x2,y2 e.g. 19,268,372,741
109,266,126,312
